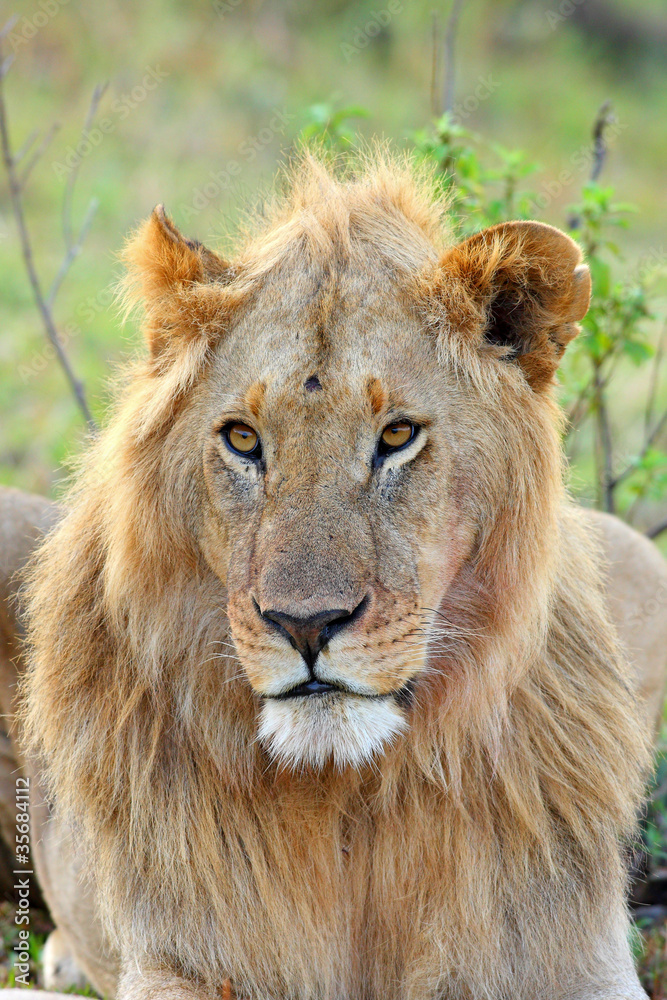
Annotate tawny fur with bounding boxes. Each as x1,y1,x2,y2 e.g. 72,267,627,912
19,152,652,1000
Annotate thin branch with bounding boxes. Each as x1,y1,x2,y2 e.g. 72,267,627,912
590,99,614,183
47,195,98,309
644,321,666,439
442,0,465,115
565,387,592,440
45,84,108,308
62,82,107,251
19,121,60,189
0,16,18,42
430,12,439,118
610,408,667,490
0,53,14,80
0,28,96,430
565,346,617,435
13,126,39,165
593,364,615,513
568,100,615,231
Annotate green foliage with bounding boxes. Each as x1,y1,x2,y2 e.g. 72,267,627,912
299,102,370,150
411,113,539,234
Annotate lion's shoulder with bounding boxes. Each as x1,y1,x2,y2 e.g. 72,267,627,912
0,486,57,634
585,508,667,730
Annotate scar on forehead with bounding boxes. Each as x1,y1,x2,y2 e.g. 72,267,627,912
244,381,266,417
304,375,322,392
366,377,387,415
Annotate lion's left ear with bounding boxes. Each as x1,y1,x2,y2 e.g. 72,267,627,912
439,221,591,390
121,205,232,359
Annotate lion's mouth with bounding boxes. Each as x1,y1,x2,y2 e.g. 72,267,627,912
267,677,416,704
274,679,341,698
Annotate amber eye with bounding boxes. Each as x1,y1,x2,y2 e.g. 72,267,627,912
223,423,262,458
380,421,416,451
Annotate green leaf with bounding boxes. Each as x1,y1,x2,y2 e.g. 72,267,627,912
589,257,612,298
622,340,654,365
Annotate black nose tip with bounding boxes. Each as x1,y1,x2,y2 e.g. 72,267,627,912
259,597,368,669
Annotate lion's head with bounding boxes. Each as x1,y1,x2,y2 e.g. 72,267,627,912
83,154,589,771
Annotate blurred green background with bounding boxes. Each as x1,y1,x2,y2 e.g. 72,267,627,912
1,0,667,991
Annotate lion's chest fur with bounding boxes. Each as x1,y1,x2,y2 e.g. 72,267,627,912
188,789,455,996
135,767,591,1000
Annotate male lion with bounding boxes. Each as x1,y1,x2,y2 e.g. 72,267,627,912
2,154,667,1000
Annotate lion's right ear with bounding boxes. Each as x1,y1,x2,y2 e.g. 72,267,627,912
433,221,591,391
120,206,232,358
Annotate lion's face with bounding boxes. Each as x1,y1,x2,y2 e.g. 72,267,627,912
119,176,590,771
196,263,476,768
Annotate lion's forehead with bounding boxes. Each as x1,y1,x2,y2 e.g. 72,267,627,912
208,350,437,461
208,268,441,432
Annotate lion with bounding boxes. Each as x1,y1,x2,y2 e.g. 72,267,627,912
1,153,666,1000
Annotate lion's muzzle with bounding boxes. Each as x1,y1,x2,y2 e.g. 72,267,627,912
257,595,369,691
224,496,423,767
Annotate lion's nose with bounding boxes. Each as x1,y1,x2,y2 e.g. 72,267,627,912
259,597,368,669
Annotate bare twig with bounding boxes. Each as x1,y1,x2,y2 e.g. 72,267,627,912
590,99,614,184
62,82,107,251
47,196,98,309
610,408,667,490
565,347,617,435
565,386,593,440
442,0,465,115
592,363,615,513
430,12,439,118
0,53,14,80
0,25,96,430
13,126,39,165
644,321,666,439
45,84,108,309
0,15,18,42
19,121,60,188
568,100,615,231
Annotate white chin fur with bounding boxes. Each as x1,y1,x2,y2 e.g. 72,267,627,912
258,694,408,770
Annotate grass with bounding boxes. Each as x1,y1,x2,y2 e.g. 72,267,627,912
637,923,667,999
0,902,50,989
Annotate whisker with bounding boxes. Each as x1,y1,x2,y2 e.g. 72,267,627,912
421,607,490,636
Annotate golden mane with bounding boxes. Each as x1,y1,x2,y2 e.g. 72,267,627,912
20,152,650,999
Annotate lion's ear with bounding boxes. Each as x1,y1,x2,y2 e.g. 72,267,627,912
440,221,591,390
121,205,232,358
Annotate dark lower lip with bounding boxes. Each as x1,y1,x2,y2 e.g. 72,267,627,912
268,681,413,702
276,680,340,698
